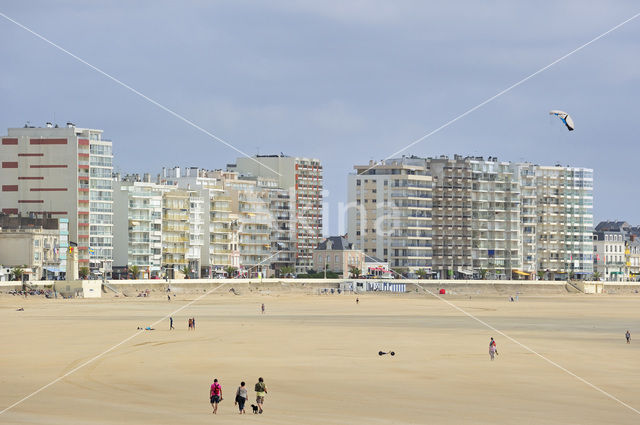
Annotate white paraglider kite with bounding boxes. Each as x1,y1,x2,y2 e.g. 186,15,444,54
549,110,574,131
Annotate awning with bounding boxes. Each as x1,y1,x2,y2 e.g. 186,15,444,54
513,270,530,276
458,270,474,275
44,267,62,273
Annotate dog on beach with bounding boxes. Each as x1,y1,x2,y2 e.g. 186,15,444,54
251,404,259,414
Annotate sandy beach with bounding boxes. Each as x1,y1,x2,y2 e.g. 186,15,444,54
1,288,639,424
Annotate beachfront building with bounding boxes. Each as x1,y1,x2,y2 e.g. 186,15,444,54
347,156,593,279
231,155,323,273
0,123,113,274
0,214,60,280
429,156,522,280
535,166,594,280
267,188,296,275
347,158,433,276
593,221,628,281
224,177,273,277
113,179,163,278
312,236,365,278
161,188,203,278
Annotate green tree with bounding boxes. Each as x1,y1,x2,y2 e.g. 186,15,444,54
10,266,24,281
280,266,294,277
393,268,408,278
79,267,90,279
129,265,140,280
537,270,545,281
181,266,190,279
479,268,488,280
224,266,237,278
349,267,361,278
592,271,601,281
416,268,428,279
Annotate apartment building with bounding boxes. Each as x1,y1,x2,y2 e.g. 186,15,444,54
348,156,593,279
0,123,113,273
162,188,203,278
347,158,433,274
113,179,163,278
232,155,323,273
224,177,273,277
535,166,593,279
267,188,296,274
429,156,521,279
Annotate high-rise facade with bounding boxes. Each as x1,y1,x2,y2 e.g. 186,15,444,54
348,156,593,279
0,123,113,273
534,166,594,279
232,155,323,273
113,180,163,278
347,158,433,274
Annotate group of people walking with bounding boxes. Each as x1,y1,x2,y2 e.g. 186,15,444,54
210,377,268,414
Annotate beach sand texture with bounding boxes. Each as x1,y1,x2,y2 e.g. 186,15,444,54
1,291,639,424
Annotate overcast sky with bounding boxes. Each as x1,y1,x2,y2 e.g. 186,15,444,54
1,1,639,234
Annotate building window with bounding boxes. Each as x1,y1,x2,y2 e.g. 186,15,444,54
34,239,40,247
335,255,339,263
356,180,361,186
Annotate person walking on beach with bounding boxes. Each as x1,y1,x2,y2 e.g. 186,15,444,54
255,377,267,414
169,316,174,330
356,297,359,304
210,378,222,414
188,318,193,330
489,337,498,361
626,330,631,344
261,303,265,314
192,317,196,330
235,381,248,414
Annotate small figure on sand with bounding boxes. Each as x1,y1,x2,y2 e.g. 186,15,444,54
626,330,631,344
16,307,24,311
192,317,196,330
489,337,498,360
261,303,265,314
210,378,222,414
254,377,267,414
356,298,359,304
188,318,193,330
169,316,174,330
167,294,171,301
235,381,248,414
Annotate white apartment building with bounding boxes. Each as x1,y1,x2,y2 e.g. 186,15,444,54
348,156,594,279
0,123,113,273
535,166,593,279
347,158,433,274
232,155,323,273
429,156,521,279
113,180,163,278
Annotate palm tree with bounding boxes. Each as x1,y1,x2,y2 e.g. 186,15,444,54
129,265,140,280
10,266,24,281
280,266,294,277
349,267,361,278
79,267,90,279
181,266,190,279
479,268,488,280
537,270,545,281
592,271,601,281
416,268,428,279
224,266,237,278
